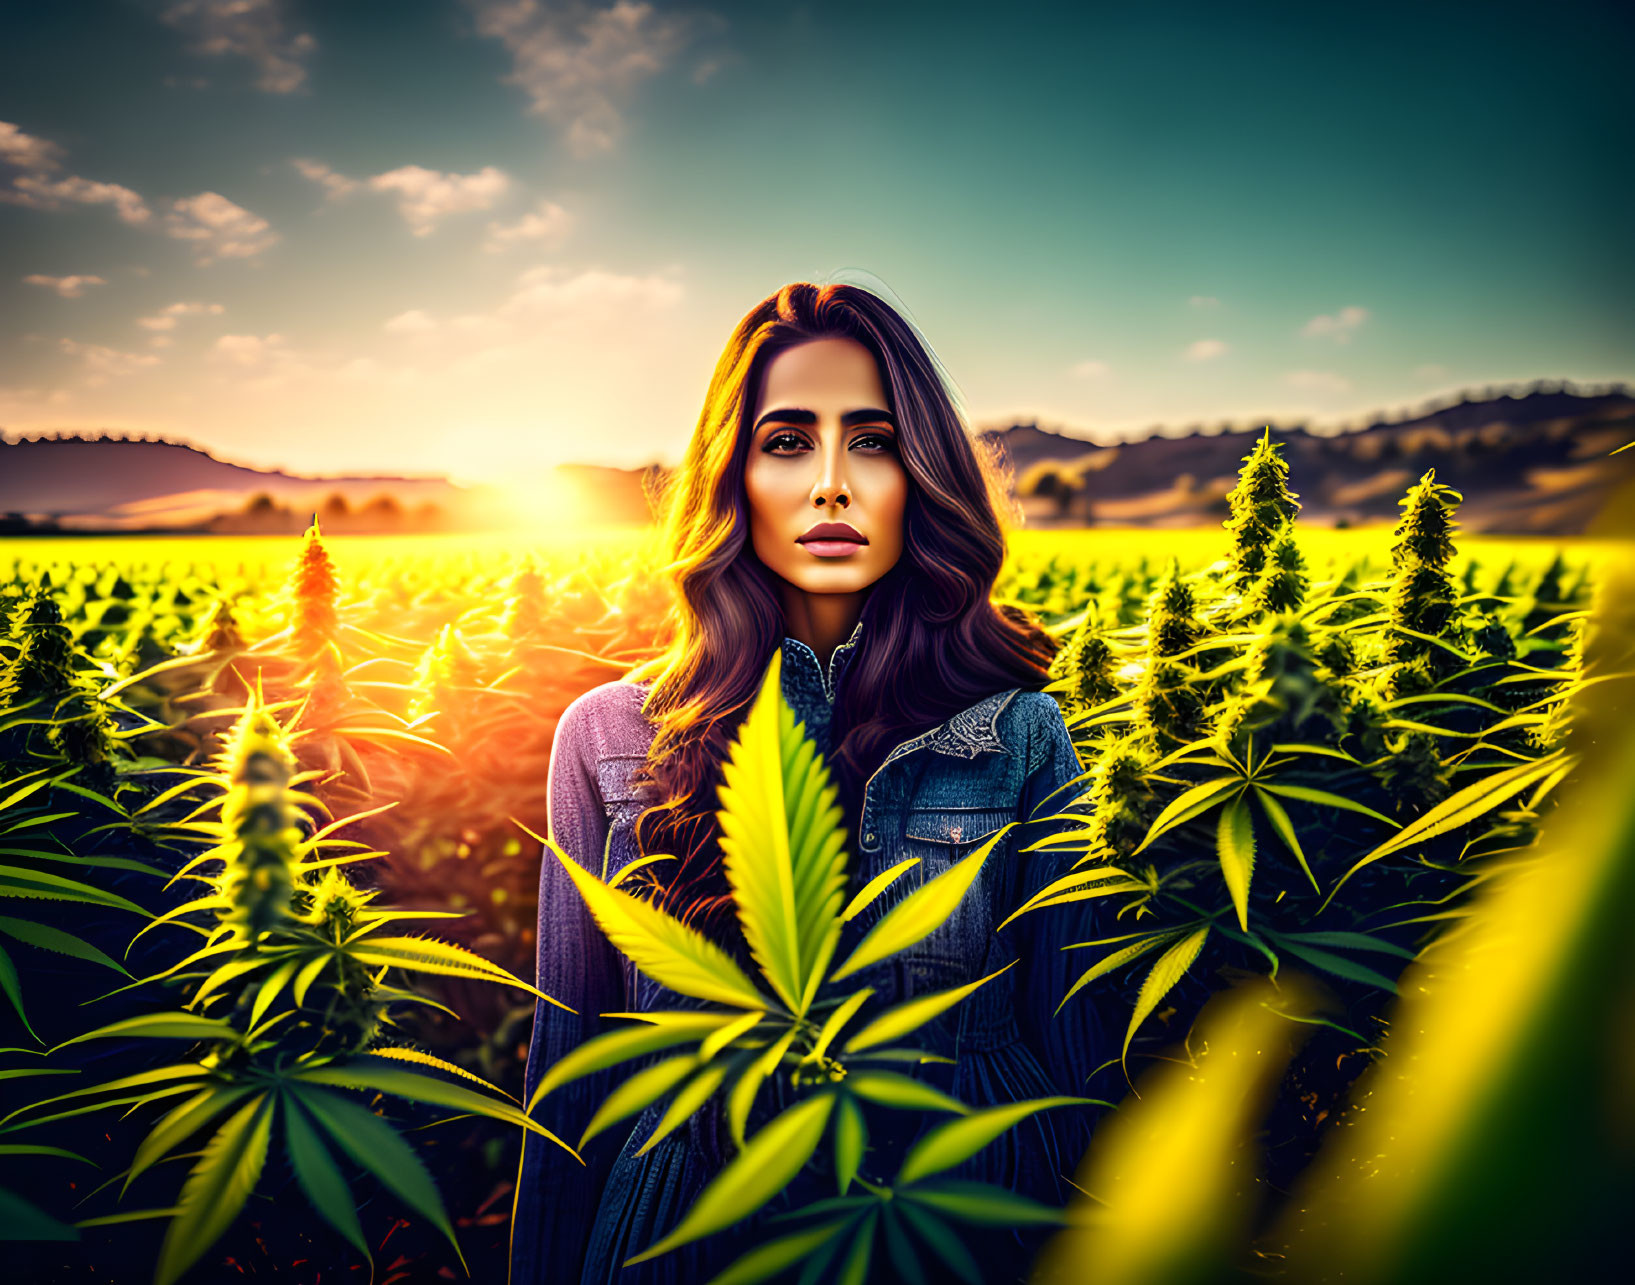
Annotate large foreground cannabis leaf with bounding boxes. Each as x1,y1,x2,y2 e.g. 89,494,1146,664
522,648,1058,1268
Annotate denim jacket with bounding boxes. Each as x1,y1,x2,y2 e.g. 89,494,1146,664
510,622,1106,1285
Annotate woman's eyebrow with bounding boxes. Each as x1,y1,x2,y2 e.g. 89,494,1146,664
753,407,896,431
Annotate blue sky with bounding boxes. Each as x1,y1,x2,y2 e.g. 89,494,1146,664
2,0,1629,484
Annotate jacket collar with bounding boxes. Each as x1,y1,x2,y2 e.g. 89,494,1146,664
880,687,1018,770
779,617,865,706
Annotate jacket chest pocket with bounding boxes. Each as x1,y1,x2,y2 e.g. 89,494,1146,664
902,807,1014,883
897,806,1015,961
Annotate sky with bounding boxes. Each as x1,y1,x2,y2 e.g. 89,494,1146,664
1,0,1630,487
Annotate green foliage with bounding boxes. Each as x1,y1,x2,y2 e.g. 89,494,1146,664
537,650,1097,1276
0,685,571,1284
998,436,1590,1104
1222,428,1302,594
1385,469,1465,696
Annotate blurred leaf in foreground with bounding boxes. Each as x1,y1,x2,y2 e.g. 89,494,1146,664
1031,971,1328,1285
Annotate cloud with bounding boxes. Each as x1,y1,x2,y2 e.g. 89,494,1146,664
383,309,438,335
59,338,162,387
2,173,153,224
24,274,108,298
0,120,154,225
164,192,278,264
1284,369,1353,393
159,0,317,94
210,332,312,389
483,197,574,253
464,0,724,158
213,332,291,365
1184,338,1228,362
0,121,66,172
382,265,684,356
1301,305,1369,343
367,164,510,236
1068,359,1110,379
137,300,226,331
1188,295,1220,309
291,157,359,199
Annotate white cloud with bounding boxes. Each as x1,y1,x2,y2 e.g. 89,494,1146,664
213,332,291,366
484,197,574,253
164,192,278,264
1284,369,1353,393
383,309,438,335
291,157,359,199
464,0,722,158
1068,359,1110,379
0,121,154,226
499,263,683,323
59,338,162,387
1301,305,1370,343
1188,295,1220,309
367,164,510,236
24,274,108,298
137,300,226,330
159,0,317,94
0,121,66,172
2,174,152,224
210,331,312,390
382,265,684,357
1184,338,1228,362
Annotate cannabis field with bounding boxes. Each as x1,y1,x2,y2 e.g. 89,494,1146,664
1,436,1631,1285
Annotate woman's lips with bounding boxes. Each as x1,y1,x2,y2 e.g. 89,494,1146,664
800,539,864,557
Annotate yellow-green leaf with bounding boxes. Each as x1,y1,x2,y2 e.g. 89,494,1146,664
840,858,920,923
1123,926,1210,1071
844,963,1014,1054
154,1093,272,1285
543,834,768,1012
716,651,849,1016
830,832,1004,983
532,1014,735,1111
896,1097,1093,1185
635,1062,733,1157
626,1094,836,1266
580,1055,699,1148
345,936,573,1012
1217,795,1255,932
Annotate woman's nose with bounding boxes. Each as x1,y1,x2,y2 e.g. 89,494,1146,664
811,433,850,506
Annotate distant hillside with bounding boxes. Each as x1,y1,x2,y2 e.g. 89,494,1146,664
981,383,1635,534
0,435,490,533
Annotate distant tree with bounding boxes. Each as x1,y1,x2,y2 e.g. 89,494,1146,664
245,492,278,515
1018,461,1082,519
358,493,402,526
319,491,351,522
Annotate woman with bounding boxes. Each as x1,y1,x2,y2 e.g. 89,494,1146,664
511,282,1105,1285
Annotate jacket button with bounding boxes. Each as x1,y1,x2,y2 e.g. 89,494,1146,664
865,832,876,844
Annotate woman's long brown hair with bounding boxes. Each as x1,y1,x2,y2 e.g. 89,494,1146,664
623,281,1059,938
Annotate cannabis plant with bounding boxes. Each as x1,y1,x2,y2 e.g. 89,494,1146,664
524,649,1095,1278
0,685,575,1285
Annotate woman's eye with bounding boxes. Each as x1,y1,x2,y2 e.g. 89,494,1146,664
853,433,895,452
765,432,807,453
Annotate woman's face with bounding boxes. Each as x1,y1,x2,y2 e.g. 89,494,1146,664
744,336,907,599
